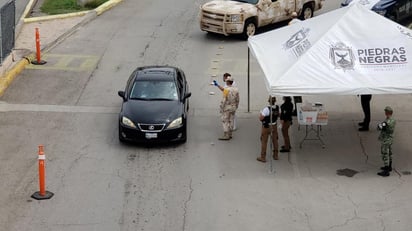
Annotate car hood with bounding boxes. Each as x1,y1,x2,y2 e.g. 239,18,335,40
202,0,256,14
341,0,381,8
371,0,396,10
122,100,183,124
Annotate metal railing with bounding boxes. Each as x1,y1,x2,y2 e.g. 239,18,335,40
0,0,15,64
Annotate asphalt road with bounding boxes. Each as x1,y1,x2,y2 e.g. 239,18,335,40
1,0,412,230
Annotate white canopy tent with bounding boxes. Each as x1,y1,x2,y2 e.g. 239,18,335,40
248,3,412,96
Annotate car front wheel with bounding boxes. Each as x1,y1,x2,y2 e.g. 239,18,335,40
119,126,127,143
242,19,256,40
300,4,314,20
180,122,187,143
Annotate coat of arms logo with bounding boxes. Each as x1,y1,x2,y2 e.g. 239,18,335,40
330,42,355,70
284,28,310,49
284,28,311,58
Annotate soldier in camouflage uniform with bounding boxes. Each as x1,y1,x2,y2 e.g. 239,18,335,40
214,76,239,140
377,106,396,177
216,73,238,130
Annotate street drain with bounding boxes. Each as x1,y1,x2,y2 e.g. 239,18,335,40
337,168,359,177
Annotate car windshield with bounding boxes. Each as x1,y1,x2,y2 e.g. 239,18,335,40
230,0,259,4
130,80,178,100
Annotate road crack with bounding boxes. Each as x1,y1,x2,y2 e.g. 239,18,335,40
182,177,193,231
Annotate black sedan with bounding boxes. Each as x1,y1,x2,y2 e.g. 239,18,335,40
372,0,412,22
341,0,412,23
118,66,191,143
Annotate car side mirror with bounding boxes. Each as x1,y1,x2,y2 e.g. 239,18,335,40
184,92,192,99
118,91,126,101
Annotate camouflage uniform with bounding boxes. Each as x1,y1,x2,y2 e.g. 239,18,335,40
378,117,396,167
220,86,239,137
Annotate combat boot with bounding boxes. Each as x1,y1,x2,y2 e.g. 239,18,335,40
380,161,392,171
228,131,233,139
377,169,390,177
358,126,369,131
218,132,230,140
380,166,392,171
257,153,266,163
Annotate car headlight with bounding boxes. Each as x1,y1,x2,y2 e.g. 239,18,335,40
121,116,137,128
167,117,183,129
229,14,242,22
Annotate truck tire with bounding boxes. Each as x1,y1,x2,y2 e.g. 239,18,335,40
300,3,314,20
242,19,256,39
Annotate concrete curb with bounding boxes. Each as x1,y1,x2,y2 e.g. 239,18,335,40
0,0,123,97
0,58,29,97
15,0,35,37
95,0,122,16
23,11,92,23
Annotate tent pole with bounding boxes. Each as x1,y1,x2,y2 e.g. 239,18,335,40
247,47,250,113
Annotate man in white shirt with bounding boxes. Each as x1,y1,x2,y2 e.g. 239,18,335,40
257,96,279,162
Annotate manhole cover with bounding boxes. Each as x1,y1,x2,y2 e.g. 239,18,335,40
337,168,359,177
402,171,411,175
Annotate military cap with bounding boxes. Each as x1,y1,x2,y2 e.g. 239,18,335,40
384,106,393,112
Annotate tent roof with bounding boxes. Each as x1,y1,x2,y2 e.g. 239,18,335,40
248,3,412,96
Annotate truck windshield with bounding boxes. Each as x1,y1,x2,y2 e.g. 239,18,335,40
231,0,259,4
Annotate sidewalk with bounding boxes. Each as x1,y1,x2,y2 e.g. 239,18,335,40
0,0,122,96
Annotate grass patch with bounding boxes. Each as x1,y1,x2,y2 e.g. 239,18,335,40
41,0,109,15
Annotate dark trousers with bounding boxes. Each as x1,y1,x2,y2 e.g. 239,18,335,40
292,96,302,116
360,94,372,127
281,120,291,150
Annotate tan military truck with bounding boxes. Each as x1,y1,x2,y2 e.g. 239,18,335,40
200,0,324,39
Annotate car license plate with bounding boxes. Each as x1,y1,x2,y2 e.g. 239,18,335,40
145,133,158,139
